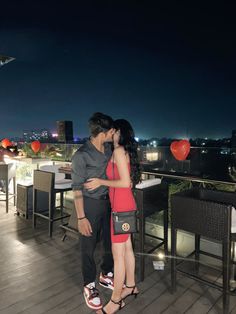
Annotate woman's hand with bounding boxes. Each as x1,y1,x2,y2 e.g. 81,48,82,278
84,178,101,190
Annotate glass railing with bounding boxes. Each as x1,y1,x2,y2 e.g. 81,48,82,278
139,146,236,182
18,143,82,161
16,143,236,182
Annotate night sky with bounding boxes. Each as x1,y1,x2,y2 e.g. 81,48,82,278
0,1,235,139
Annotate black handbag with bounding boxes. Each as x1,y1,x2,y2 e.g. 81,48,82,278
112,210,137,235
111,159,137,235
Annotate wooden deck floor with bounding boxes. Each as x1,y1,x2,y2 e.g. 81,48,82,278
1,201,236,314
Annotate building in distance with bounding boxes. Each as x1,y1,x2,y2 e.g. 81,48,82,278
56,120,74,143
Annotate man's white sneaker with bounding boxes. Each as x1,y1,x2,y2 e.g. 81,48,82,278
83,282,102,310
99,272,114,290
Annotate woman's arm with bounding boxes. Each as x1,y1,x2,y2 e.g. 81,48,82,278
84,147,131,190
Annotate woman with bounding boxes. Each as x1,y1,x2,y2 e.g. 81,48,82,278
84,119,141,313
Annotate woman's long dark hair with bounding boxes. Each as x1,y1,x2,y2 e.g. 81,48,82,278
114,119,141,186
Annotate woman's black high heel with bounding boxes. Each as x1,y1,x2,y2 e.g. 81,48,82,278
123,285,139,299
101,298,125,313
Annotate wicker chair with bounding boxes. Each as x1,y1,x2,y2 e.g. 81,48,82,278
33,170,71,237
171,188,236,314
134,180,169,281
0,163,16,213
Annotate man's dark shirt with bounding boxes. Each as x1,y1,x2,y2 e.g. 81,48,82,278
71,140,112,199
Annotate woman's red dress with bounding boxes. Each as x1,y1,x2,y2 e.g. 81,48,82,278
106,160,136,243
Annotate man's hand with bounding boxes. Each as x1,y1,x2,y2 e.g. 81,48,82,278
78,218,93,236
84,178,101,191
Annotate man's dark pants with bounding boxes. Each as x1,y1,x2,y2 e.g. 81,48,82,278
80,196,113,285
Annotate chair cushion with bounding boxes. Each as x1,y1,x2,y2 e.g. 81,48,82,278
40,165,61,173
55,179,72,190
135,178,162,189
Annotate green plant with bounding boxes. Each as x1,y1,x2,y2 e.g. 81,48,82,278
21,144,40,158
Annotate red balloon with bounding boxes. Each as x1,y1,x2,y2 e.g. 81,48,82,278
170,140,190,161
31,140,41,153
1,138,12,149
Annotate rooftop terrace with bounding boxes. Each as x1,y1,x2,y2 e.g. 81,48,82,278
1,201,236,314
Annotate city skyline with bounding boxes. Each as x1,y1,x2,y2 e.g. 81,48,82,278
1,120,236,141
7,125,235,144
0,2,235,139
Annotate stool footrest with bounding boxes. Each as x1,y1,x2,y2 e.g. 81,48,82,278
34,212,70,221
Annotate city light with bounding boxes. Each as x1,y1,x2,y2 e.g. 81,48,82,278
23,129,52,141
146,152,159,161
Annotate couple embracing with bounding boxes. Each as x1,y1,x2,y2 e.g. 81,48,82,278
71,112,141,313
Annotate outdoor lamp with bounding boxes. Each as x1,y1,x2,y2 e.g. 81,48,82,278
0,55,15,67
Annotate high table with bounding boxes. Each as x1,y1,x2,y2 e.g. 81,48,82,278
3,156,52,217
142,170,236,188
3,156,52,184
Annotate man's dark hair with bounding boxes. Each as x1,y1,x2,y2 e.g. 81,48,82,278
88,112,114,137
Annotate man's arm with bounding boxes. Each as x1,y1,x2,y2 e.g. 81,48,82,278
73,190,92,236
74,190,85,218
71,152,92,236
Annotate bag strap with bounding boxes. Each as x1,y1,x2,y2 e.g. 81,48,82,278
112,155,115,208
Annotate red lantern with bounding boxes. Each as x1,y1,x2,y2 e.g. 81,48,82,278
1,138,12,149
31,140,41,153
170,140,190,161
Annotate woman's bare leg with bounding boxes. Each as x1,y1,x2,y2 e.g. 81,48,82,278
103,242,126,313
112,242,126,299
122,235,139,298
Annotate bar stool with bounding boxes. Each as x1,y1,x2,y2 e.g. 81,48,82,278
0,163,16,213
40,164,72,211
61,207,79,241
134,179,169,281
33,170,71,237
171,188,236,314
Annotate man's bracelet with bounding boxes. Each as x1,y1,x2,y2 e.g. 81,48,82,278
78,216,86,221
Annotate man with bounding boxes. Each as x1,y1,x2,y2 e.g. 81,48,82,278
71,112,115,311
